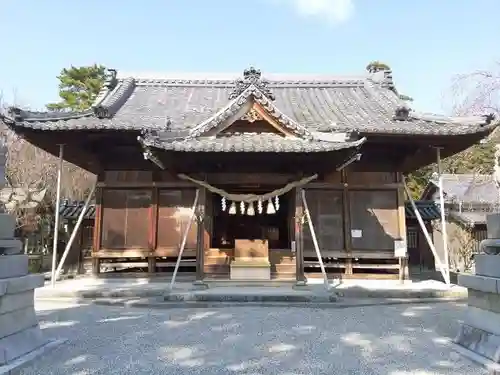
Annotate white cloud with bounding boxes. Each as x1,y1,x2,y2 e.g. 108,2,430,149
282,0,354,24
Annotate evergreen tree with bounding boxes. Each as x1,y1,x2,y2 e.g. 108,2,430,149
46,64,107,112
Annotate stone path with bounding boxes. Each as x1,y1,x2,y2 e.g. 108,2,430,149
20,300,487,375
35,277,468,300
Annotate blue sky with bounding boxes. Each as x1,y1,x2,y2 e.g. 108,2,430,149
0,0,498,113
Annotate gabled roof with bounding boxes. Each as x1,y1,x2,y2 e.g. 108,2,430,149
187,83,312,139
1,67,496,137
424,173,500,204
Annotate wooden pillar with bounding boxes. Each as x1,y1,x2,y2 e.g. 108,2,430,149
148,187,159,274
92,187,103,276
77,225,84,275
295,188,306,283
342,170,353,275
195,187,206,281
396,172,409,282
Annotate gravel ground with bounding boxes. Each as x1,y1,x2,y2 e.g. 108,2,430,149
20,301,486,375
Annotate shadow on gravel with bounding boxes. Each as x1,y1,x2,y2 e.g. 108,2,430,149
18,300,482,375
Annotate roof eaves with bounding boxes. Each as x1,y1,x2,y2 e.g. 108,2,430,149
139,131,366,153
347,119,498,136
405,200,441,220
1,68,136,129
362,74,497,136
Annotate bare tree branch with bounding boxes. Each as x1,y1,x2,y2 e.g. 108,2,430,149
0,93,96,234
447,63,500,116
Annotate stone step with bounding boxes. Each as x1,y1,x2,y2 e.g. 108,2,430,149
163,290,335,303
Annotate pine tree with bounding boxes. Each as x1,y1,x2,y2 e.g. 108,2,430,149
46,64,107,112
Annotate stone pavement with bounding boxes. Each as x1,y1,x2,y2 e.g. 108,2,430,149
19,299,487,375
35,277,468,305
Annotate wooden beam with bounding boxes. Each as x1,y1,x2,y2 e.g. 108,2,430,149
341,170,353,275
307,182,402,190
148,187,159,274
295,188,306,283
195,187,206,281
92,249,151,258
92,187,103,275
396,172,408,282
97,181,195,188
206,173,296,185
251,103,296,137
303,250,395,258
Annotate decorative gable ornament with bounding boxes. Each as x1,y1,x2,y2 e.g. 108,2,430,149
240,108,263,123
229,67,275,101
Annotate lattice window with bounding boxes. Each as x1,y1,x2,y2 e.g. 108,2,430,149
406,228,418,249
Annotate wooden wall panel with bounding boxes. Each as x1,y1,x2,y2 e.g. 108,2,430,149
348,190,398,250
157,189,198,254
347,171,396,185
303,190,344,253
100,189,152,249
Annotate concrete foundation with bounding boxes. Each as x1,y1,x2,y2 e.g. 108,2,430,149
455,215,500,365
0,214,62,374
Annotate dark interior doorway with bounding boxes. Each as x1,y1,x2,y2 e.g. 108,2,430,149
211,189,291,250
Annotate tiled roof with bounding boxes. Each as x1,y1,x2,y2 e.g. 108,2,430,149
59,200,95,220
405,201,441,221
1,67,496,137
448,210,488,226
140,131,366,153
431,174,500,204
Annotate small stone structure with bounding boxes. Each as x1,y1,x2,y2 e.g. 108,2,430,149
455,213,500,363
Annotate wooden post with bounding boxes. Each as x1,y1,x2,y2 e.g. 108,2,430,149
195,187,206,282
295,188,306,284
342,170,353,275
148,187,159,274
396,172,408,283
51,144,64,287
435,147,450,285
77,225,83,274
92,186,103,276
